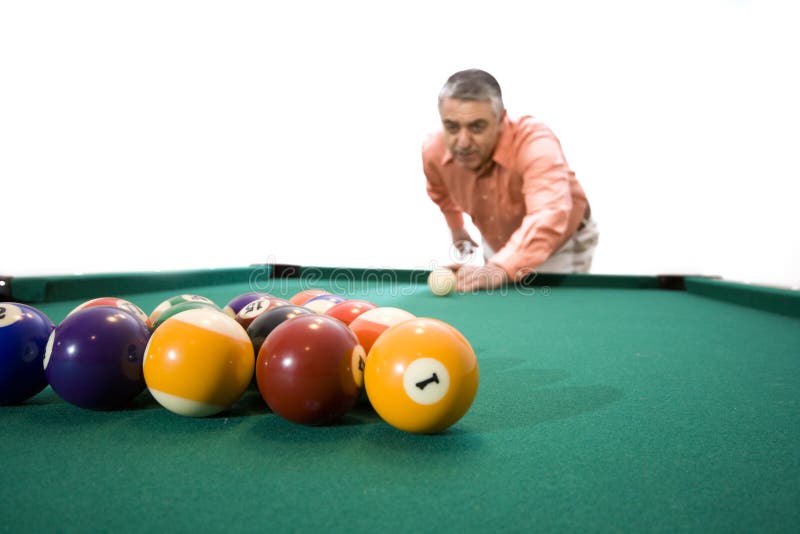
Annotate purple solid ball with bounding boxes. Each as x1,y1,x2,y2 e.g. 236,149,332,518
44,306,151,410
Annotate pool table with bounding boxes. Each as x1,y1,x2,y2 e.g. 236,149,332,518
2,265,799,532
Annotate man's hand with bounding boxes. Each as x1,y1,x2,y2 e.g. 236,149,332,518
451,228,479,262
455,263,508,292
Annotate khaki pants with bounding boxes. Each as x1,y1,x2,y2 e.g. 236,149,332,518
484,217,599,274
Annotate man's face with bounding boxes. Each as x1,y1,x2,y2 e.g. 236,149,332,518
439,97,504,171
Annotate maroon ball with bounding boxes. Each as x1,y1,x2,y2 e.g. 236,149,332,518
256,315,365,425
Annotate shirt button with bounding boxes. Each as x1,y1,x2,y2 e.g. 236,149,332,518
482,195,488,200
489,216,495,222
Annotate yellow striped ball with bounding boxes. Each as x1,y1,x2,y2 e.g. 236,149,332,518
143,308,253,417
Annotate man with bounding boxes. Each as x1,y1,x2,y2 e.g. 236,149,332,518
423,69,598,291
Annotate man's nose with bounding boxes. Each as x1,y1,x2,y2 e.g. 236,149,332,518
455,129,472,149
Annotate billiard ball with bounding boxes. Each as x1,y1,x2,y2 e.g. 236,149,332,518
0,303,54,405
143,308,253,417
246,304,314,356
44,306,151,410
325,299,377,325
151,299,220,331
303,294,347,314
222,292,273,318
364,318,478,434
256,315,365,425
289,289,330,306
348,306,415,354
235,297,290,330
148,294,217,325
427,268,457,296
67,297,151,328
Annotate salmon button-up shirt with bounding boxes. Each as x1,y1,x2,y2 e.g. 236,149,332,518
423,114,589,281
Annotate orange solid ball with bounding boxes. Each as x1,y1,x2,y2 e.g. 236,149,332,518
364,318,478,434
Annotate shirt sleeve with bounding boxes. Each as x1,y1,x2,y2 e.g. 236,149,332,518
489,125,576,280
423,153,465,232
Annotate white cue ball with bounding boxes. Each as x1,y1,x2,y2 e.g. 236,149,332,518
427,268,457,297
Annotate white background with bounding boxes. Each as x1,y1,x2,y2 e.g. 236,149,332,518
2,1,798,288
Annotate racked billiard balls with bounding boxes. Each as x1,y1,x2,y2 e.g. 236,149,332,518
0,303,54,405
348,306,415,354
143,308,253,417
325,299,377,325
148,294,217,325
364,318,478,434
222,292,273,318
303,294,347,314
67,297,151,328
256,315,365,426
44,306,151,410
289,289,330,306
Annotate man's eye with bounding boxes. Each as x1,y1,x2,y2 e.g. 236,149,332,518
469,124,486,133
445,124,459,134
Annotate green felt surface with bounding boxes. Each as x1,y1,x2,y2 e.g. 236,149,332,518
2,272,800,532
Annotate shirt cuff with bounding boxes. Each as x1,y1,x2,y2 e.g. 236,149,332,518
489,249,547,282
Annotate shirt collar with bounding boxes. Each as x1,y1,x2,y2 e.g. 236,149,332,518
492,114,514,169
441,143,453,166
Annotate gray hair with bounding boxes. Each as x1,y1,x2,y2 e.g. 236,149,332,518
438,69,504,118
